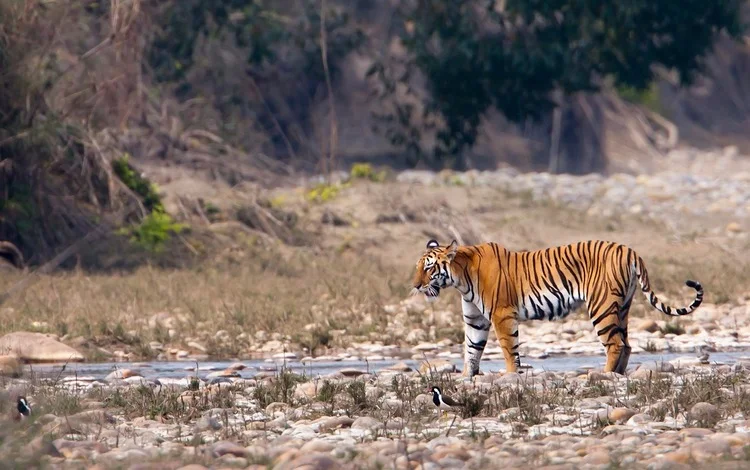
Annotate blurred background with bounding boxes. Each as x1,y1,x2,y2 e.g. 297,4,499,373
0,1,749,357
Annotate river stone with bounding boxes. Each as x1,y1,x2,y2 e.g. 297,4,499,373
419,359,455,374
494,372,524,385
266,402,291,414
300,440,334,453
689,402,720,426
351,416,382,431
432,446,471,461
582,450,611,465
21,436,63,459
218,455,248,467
609,407,637,423
104,368,141,381
645,461,692,470
206,369,240,379
691,439,731,462
53,439,110,455
338,368,367,377
194,415,222,432
287,424,316,440
211,440,249,458
275,452,338,470
0,355,21,376
0,332,84,363
386,361,412,372
629,368,661,380
318,416,354,432
636,360,675,372
294,382,317,399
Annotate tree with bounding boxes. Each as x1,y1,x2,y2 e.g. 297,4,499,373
146,0,364,168
370,0,744,171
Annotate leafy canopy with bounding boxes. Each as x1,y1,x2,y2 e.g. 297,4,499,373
373,0,744,166
146,0,364,160
144,1,744,169
147,0,363,87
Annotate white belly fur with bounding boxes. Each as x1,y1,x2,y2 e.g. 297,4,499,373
518,290,584,321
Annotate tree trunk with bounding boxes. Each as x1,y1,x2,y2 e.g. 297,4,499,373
521,93,608,174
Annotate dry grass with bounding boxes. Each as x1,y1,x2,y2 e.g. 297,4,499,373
643,252,750,307
0,239,410,359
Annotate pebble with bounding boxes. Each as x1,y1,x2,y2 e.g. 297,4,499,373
351,416,383,432
689,402,720,426
210,441,250,458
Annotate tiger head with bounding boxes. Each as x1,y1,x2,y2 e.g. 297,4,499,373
411,239,458,302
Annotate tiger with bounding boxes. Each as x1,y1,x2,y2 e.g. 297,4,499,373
411,239,703,376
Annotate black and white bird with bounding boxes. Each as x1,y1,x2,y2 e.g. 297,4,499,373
15,396,31,421
430,386,463,416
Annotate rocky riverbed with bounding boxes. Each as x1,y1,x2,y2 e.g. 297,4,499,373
391,146,750,233
3,353,750,469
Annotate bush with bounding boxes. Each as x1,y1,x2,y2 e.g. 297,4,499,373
112,154,186,252
118,210,186,253
305,182,347,203
350,163,386,182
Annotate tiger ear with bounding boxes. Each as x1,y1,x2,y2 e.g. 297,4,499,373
446,239,458,261
426,239,439,249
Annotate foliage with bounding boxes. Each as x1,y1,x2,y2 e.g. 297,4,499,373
252,369,307,407
112,154,163,212
346,380,369,411
113,154,186,252
146,0,365,160
369,0,744,168
617,82,664,115
350,162,386,182
305,182,346,203
118,210,186,253
106,383,235,421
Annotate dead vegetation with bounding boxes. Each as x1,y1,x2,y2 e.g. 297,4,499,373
0,234,407,357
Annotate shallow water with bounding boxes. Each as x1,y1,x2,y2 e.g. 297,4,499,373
23,350,750,382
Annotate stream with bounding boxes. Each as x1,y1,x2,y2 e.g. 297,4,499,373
24,350,750,382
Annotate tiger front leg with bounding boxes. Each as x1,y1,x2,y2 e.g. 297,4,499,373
491,307,520,374
461,299,491,378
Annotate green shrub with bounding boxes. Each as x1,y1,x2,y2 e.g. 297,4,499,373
350,163,386,182
305,182,347,203
112,154,186,251
118,210,186,252
112,154,162,212
616,82,664,115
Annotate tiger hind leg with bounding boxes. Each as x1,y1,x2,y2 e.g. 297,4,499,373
589,290,633,375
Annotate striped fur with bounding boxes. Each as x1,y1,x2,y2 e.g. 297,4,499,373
411,239,703,376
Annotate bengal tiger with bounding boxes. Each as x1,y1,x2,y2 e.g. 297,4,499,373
411,239,703,376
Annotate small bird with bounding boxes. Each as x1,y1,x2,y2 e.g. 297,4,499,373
430,386,463,417
15,396,31,421
695,345,711,364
